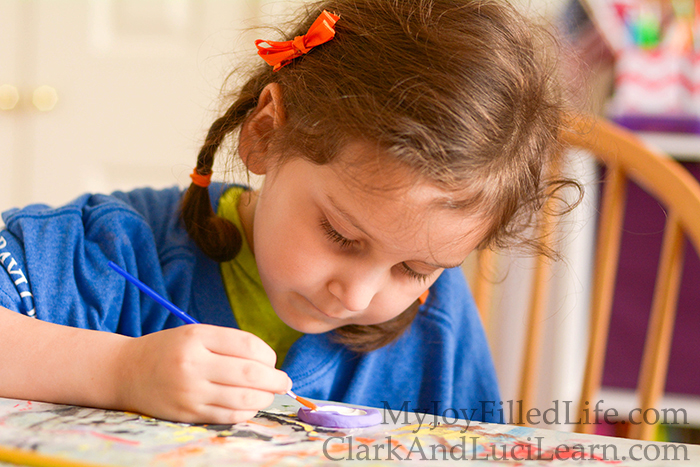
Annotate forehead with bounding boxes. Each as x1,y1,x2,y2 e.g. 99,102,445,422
325,140,474,213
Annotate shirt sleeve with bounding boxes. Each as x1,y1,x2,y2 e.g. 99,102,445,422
0,189,189,336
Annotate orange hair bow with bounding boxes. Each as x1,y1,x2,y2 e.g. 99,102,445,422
255,10,340,71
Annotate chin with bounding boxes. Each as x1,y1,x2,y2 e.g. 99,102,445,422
288,317,337,334
274,307,335,334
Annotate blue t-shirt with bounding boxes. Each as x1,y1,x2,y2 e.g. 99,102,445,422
0,184,501,422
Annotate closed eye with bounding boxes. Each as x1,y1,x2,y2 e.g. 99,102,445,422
320,218,355,249
399,262,432,283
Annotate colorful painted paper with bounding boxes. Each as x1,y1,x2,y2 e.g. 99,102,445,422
0,396,697,466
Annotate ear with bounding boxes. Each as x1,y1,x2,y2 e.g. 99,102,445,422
239,83,286,175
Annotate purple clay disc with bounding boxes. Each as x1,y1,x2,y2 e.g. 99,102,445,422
297,404,382,428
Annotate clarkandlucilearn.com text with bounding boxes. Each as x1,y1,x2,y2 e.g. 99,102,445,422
322,435,690,462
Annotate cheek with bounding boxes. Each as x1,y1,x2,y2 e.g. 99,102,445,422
360,270,443,326
254,210,326,289
353,284,426,326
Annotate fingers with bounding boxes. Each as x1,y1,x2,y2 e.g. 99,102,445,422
188,325,292,394
197,325,277,367
134,325,294,424
205,408,260,425
206,355,291,394
182,386,274,425
207,385,275,412
170,403,260,425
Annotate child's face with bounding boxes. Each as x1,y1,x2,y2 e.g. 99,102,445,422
247,141,489,334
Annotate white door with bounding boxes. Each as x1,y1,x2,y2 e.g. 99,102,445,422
0,0,271,210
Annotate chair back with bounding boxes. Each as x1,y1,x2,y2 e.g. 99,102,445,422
471,115,700,440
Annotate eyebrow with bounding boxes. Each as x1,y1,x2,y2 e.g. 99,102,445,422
326,194,463,270
326,194,376,241
420,260,463,270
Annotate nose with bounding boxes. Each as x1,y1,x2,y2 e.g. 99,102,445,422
327,268,384,312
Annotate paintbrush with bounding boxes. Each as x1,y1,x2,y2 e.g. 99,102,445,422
108,261,318,411
286,390,318,410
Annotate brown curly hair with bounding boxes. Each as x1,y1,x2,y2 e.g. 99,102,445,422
182,0,580,352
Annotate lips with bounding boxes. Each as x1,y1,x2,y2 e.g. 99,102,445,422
304,296,343,320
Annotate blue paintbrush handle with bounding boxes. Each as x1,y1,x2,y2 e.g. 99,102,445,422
108,261,200,325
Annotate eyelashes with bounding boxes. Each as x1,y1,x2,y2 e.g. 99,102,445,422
398,262,432,283
319,217,432,283
320,218,355,249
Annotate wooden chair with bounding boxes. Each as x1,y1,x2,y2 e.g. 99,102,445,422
471,115,700,441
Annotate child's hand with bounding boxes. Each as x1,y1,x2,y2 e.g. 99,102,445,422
117,324,292,424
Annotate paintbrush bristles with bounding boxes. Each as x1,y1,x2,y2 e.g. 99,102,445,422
287,390,318,410
295,395,319,411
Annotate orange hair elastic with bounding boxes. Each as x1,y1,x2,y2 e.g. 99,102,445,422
255,10,340,71
190,168,212,188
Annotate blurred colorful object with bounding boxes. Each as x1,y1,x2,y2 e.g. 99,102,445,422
583,0,700,131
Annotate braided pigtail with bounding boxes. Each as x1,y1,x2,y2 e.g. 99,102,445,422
182,74,271,262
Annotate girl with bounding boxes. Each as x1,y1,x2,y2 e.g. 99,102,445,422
0,0,576,425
